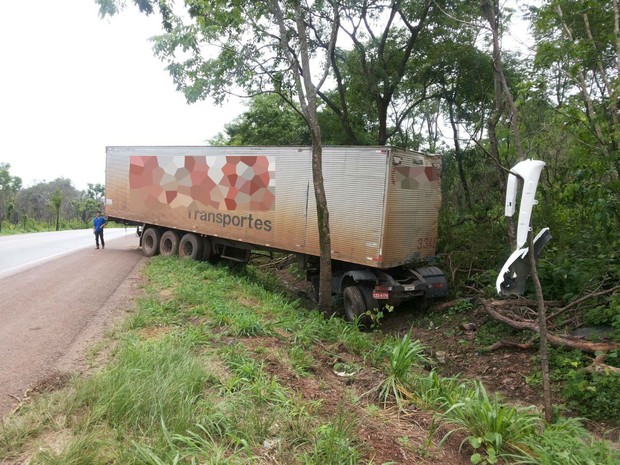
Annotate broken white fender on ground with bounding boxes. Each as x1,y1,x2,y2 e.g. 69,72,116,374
496,227,552,295
504,159,546,248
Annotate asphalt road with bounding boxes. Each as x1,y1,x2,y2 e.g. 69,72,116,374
0,228,135,279
0,229,145,417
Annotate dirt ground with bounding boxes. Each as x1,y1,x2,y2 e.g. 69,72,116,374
275,264,542,403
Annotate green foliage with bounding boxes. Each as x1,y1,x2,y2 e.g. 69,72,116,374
302,409,362,465
517,417,620,465
562,370,620,423
371,334,428,408
32,429,117,465
361,304,394,329
476,320,523,348
217,94,311,146
526,347,620,424
4,255,620,464
412,371,471,411
440,382,540,463
289,344,315,375
132,422,253,465
0,162,22,232
75,336,210,439
410,371,619,465
438,148,508,295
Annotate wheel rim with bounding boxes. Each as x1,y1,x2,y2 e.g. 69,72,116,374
344,293,357,321
161,239,171,254
181,241,193,257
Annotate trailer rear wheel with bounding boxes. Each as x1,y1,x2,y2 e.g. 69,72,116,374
343,285,369,325
160,230,180,256
201,236,220,262
142,228,161,257
179,233,203,260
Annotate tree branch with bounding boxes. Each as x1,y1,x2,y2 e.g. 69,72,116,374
482,300,620,354
546,284,620,322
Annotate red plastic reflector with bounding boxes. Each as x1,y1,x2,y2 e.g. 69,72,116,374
431,283,445,288
373,291,390,300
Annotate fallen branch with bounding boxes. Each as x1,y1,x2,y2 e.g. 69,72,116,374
486,339,535,351
9,388,31,415
585,354,620,376
428,298,472,312
546,284,620,322
488,298,561,308
482,300,620,354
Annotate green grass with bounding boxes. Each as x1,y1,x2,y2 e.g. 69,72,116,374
302,408,363,465
367,334,428,408
440,381,540,463
74,335,211,440
2,255,619,465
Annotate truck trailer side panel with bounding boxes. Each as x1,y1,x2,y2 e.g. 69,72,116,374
105,146,440,269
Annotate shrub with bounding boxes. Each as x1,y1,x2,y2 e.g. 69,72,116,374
563,370,620,423
441,381,540,464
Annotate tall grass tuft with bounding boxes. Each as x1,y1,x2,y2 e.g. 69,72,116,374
514,416,620,465
440,381,540,463
412,371,476,411
302,408,362,465
31,429,117,465
75,335,209,440
132,421,254,465
369,334,428,408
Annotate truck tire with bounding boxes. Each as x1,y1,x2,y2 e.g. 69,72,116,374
142,227,161,257
179,233,203,260
416,266,448,299
201,236,220,262
343,285,368,324
160,230,180,256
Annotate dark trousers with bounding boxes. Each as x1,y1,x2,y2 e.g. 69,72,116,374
95,230,105,248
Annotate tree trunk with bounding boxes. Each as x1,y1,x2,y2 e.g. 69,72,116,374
481,0,525,163
377,96,389,145
447,96,472,210
528,230,553,423
290,0,333,312
482,0,552,420
487,112,515,245
481,0,516,247
555,4,611,159
311,135,333,312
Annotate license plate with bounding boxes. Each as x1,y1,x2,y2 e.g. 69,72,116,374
372,291,389,300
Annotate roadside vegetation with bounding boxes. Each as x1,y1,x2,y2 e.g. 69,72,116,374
0,165,104,235
1,256,617,464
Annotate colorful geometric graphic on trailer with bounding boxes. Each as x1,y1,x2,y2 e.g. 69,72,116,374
129,155,275,212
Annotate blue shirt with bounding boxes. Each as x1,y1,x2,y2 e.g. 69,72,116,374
93,216,107,232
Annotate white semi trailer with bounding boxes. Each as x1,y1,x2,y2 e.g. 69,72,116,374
105,146,448,320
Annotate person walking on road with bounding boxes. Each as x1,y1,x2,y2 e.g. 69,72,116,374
93,210,108,249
